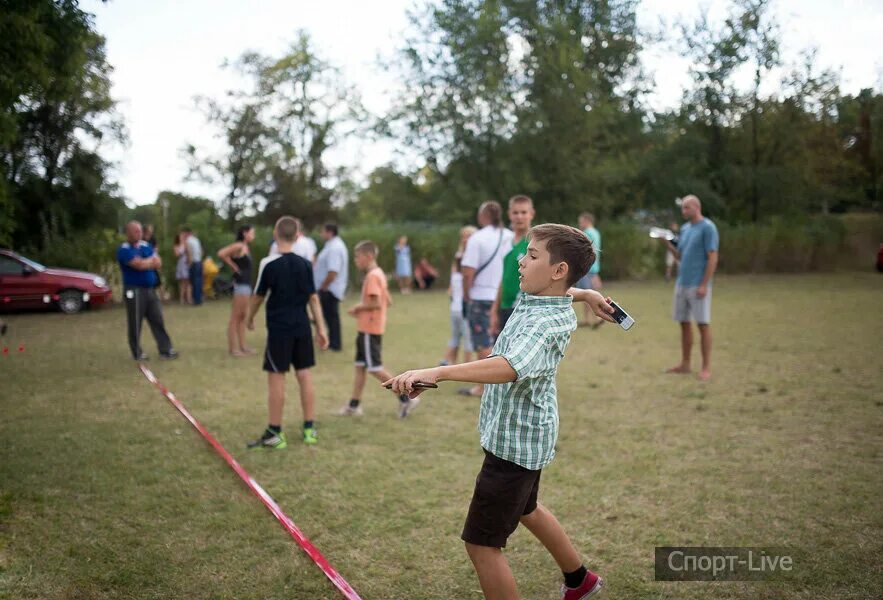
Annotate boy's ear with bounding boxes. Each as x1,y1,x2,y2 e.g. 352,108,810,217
552,261,569,282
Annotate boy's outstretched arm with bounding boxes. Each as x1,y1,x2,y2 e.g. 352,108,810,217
383,357,516,397
568,287,617,323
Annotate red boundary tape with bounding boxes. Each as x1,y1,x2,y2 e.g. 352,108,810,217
138,364,362,600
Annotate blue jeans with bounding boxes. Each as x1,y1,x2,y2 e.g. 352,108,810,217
189,262,204,305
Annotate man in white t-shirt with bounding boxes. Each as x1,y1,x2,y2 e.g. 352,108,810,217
459,201,513,397
292,218,317,264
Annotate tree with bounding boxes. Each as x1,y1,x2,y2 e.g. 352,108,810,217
185,32,362,228
384,0,648,222
1,0,126,249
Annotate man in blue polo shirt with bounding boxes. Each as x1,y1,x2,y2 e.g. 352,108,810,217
117,221,177,361
660,195,718,381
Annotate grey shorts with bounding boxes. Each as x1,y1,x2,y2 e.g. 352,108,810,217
467,300,494,350
672,285,712,324
233,283,252,296
449,312,474,352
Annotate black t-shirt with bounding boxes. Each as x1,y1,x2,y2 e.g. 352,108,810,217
255,253,316,336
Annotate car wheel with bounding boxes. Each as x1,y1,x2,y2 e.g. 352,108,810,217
58,290,84,314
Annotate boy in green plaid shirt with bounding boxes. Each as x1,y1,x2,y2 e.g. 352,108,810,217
385,224,615,600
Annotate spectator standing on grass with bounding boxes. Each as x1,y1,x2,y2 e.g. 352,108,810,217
575,212,603,328
173,232,191,304
458,201,513,398
117,221,177,361
313,223,348,352
245,216,328,448
182,226,204,306
337,241,417,418
413,257,438,290
659,194,719,382
439,257,475,366
394,236,413,294
218,225,256,357
491,195,535,336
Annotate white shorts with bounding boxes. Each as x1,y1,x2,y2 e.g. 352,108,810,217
672,285,712,324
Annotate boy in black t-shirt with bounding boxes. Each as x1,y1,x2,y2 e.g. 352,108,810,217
246,216,329,448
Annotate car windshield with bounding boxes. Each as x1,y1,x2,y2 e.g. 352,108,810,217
18,255,47,272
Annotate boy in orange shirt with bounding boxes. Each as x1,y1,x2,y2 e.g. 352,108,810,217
338,240,417,418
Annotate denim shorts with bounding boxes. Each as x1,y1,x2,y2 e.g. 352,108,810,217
467,300,494,350
449,312,474,352
233,283,252,296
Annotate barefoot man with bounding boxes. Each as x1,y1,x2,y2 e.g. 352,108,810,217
660,195,719,381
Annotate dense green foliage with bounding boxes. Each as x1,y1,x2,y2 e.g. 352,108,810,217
1,0,126,249
2,1,880,279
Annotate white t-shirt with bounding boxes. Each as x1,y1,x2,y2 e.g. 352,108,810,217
269,237,316,263
292,236,317,262
450,271,464,313
185,235,203,262
460,225,513,302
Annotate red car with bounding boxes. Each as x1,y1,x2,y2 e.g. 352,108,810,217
0,249,113,314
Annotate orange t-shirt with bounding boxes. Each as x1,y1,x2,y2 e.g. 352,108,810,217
358,267,390,335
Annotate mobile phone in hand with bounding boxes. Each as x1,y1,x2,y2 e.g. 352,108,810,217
607,300,635,331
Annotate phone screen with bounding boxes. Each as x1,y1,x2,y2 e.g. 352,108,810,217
608,300,635,331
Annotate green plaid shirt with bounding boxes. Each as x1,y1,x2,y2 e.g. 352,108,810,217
480,293,577,470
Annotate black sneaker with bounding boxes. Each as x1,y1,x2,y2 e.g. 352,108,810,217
134,352,149,361
247,429,287,450
159,350,179,360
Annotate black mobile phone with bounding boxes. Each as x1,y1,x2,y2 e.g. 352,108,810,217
607,300,636,331
384,382,438,390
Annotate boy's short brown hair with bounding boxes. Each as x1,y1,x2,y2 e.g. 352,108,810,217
354,240,378,257
479,201,503,227
529,224,596,287
508,194,533,208
275,216,298,242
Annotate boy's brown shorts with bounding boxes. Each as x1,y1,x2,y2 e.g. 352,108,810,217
461,449,542,548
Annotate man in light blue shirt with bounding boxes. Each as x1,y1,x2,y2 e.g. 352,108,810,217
313,223,349,351
661,195,719,381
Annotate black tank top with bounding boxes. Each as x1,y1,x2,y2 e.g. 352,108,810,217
232,252,252,285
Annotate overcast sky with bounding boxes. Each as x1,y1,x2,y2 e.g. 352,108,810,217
82,0,883,206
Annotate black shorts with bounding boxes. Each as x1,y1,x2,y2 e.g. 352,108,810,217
263,332,315,372
461,449,542,548
354,332,383,372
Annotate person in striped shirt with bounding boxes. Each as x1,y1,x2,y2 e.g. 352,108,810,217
385,224,614,600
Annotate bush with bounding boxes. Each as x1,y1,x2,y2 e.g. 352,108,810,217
334,222,463,289
16,213,882,302
23,227,124,292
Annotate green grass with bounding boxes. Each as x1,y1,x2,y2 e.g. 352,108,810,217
1,273,881,599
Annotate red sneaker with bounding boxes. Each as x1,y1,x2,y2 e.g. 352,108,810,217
561,570,604,600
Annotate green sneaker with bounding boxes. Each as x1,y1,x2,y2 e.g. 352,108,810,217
302,427,318,445
247,430,287,450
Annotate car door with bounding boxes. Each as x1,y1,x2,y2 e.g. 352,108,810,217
0,254,36,308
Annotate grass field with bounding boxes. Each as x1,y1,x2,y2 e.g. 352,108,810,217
1,273,881,599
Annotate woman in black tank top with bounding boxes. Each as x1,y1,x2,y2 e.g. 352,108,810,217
218,225,256,356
